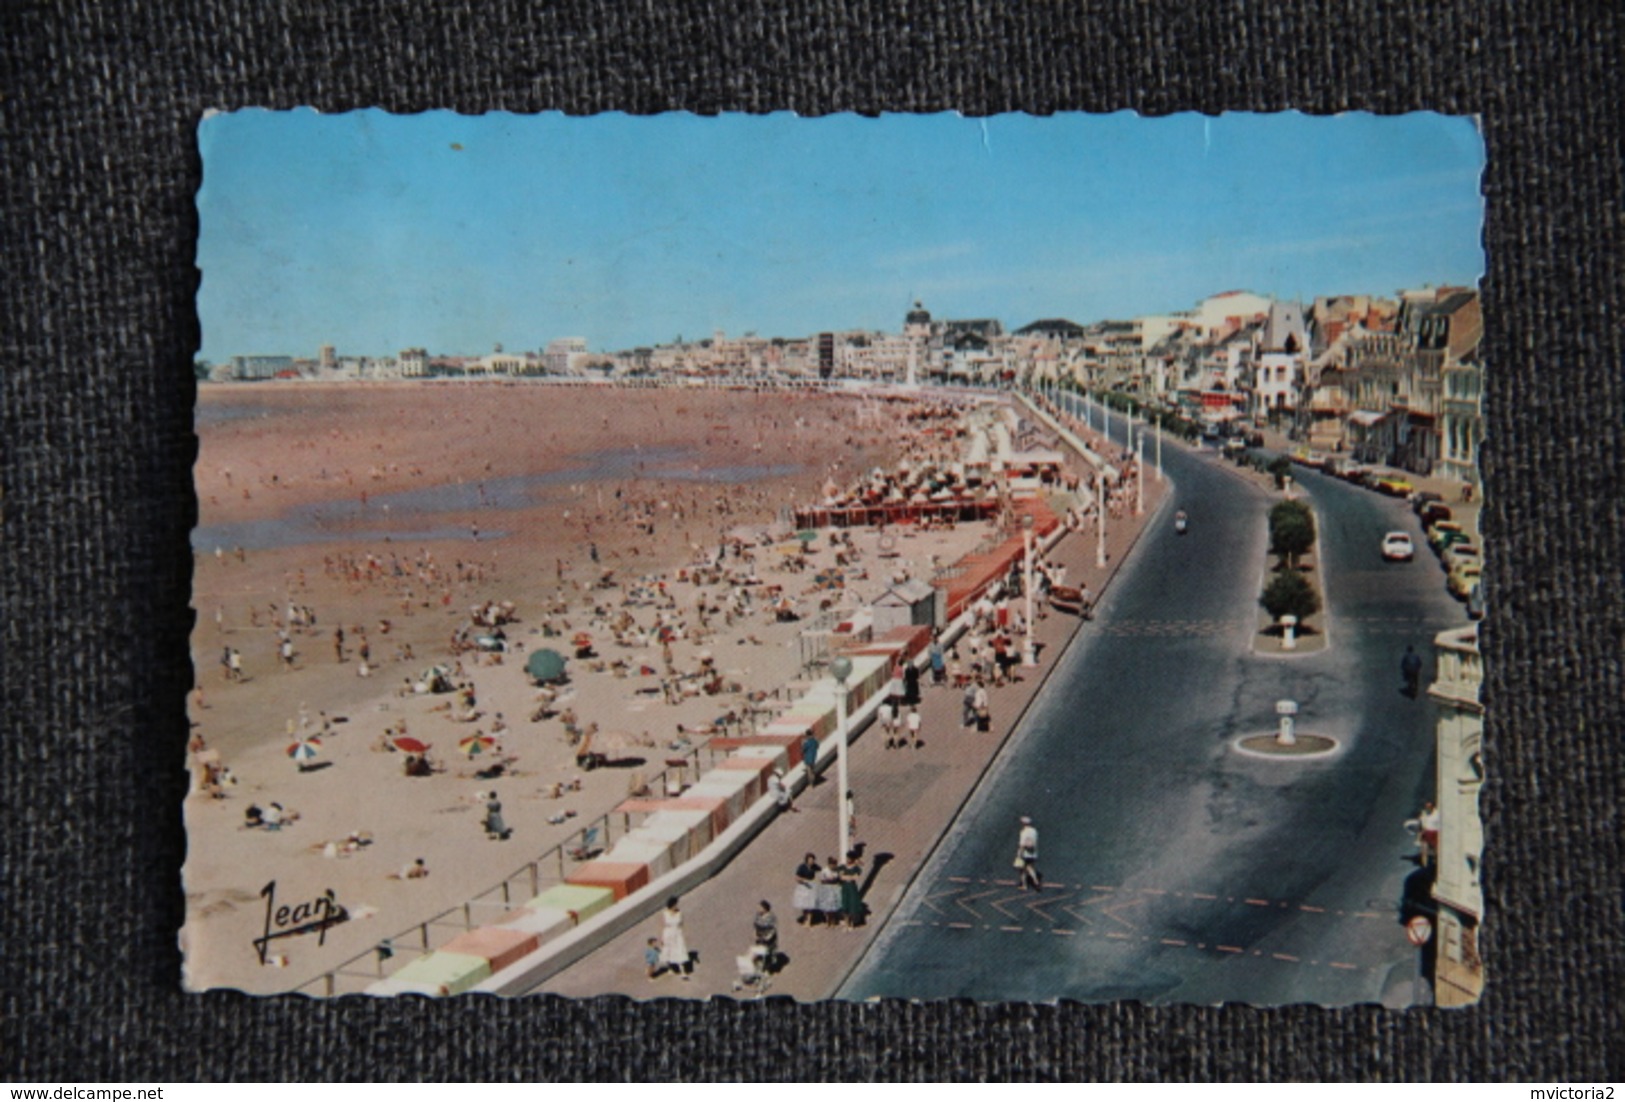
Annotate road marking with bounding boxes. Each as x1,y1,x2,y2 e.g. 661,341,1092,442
1330,961,1359,970
1299,904,1326,913
1217,945,1244,954
1272,952,1300,963
1244,898,1271,907
1192,892,1218,901
1160,938,1187,947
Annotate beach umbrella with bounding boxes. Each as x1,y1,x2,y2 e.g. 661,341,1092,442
795,529,818,543
287,738,322,764
526,648,567,684
459,734,496,757
571,631,593,647
391,736,429,754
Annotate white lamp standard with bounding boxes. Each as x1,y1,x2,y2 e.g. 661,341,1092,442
831,655,853,860
1021,514,1037,667
1096,472,1107,568
1136,433,1145,516
1155,414,1163,483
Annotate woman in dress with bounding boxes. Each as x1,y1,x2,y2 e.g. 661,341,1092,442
817,856,844,927
793,852,820,925
660,896,691,979
839,850,866,930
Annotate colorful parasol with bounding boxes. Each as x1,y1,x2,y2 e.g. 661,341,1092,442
391,736,429,754
287,738,322,763
459,734,496,757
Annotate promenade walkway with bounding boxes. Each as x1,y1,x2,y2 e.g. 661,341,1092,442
544,423,1170,1000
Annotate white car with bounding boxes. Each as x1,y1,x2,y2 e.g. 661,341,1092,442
1381,532,1415,562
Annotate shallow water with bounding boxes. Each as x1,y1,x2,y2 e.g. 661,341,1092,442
192,445,802,551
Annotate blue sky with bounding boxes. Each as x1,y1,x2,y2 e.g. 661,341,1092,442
197,110,1484,361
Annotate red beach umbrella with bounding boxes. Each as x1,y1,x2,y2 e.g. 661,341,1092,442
392,736,429,754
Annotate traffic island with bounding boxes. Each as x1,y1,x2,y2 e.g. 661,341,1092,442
1252,497,1328,656
1232,700,1340,760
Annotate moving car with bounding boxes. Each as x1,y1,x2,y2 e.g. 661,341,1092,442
1374,475,1415,497
1381,532,1416,562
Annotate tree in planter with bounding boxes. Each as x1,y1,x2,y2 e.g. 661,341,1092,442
1266,454,1294,489
1269,499,1316,568
1260,569,1320,623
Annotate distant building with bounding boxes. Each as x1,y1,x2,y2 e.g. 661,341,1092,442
545,338,588,375
228,355,294,381
318,344,336,370
399,348,430,378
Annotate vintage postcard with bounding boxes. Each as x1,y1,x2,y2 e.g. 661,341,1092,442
185,110,1486,1005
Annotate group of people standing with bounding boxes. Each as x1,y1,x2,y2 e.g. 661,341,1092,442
792,851,867,930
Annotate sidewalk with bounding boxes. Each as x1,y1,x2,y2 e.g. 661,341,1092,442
543,438,1170,1000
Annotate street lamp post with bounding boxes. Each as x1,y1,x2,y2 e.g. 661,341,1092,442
1136,433,1145,515
831,656,853,860
1022,514,1037,667
1155,415,1163,483
1096,471,1107,568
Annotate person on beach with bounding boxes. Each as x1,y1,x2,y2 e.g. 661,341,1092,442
482,792,511,840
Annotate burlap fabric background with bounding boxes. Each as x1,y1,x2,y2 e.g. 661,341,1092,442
4,0,1621,1082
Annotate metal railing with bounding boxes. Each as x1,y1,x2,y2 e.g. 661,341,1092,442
297,742,716,997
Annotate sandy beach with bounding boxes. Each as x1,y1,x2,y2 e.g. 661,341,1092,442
184,382,1022,993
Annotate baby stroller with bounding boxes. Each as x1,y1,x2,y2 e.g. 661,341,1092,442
730,944,772,998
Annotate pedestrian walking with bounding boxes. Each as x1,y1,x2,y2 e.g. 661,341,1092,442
752,900,779,961
840,850,866,930
903,662,921,706
801,732,820,780
793,852,820,925
973,680,991,732
929,638,946,685
229,647,243,681
1401,645,1424,698
482,792,512,840
961,681,977,728
1015,816,1042,891
817,857,843,925
906,706,923,749
661,896,693,979
881,696,898,749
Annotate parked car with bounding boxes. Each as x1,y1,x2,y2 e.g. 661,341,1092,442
1443,544,1482,574
1381,532,1416,562
1292,450,1329,471
1339,463,1371,484
1374,475,1415,497
1428,521,1466,552
1419,502,1454,529
1466,582,1485,620
1448,563,1482,600
1411,490,1445,513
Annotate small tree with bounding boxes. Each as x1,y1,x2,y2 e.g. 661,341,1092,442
1269,499,1316,567
1266,454,1293,489
1260,570,1320,622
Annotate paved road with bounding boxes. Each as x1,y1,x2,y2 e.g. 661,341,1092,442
843,418,1467,1006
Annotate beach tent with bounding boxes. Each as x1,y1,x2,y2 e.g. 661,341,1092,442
526,648,568,684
